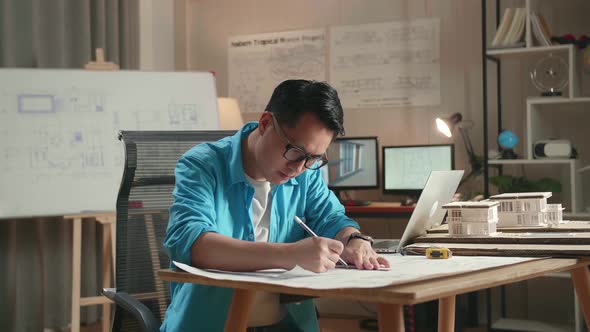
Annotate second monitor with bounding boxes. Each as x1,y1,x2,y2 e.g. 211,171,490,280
382,144,455,201
321,137,379,205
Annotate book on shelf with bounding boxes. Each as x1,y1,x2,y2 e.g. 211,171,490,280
490,7,526,49
491,8,514,47
530,12,553,46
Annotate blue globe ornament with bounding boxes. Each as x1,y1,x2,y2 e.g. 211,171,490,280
498,130,519,150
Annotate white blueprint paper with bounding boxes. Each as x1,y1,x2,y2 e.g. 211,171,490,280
173,255,537,290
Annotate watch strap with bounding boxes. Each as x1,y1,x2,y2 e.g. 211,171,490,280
347,232,374,245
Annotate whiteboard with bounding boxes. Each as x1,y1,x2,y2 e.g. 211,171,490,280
0,69,219,218
329,18,440,108
229,29,326,113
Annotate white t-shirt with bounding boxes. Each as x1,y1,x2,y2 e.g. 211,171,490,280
247,175,271,242
245,175,286,327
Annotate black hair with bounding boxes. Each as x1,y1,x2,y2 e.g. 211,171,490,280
264,79,345,137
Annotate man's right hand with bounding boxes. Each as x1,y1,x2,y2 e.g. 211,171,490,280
286,237,344,273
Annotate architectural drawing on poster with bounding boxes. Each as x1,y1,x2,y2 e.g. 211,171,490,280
229,29,326,113
329,18,440,108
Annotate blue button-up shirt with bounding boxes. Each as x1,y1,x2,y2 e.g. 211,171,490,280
161,122,359,331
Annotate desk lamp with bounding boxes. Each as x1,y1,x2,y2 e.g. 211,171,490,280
436,113,480,184
218,97,244,130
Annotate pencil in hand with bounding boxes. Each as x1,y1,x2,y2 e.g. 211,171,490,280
293,216,349,268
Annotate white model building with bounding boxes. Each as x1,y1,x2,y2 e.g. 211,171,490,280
488,192,552,227
443,201,499,236
545,203,565,227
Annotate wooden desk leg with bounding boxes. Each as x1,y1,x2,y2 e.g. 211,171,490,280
71,217,82,332
378,303,404,332
224,289,256,332
571,266,590,328
438,296,456,332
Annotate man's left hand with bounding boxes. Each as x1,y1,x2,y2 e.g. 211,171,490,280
341,239,391,270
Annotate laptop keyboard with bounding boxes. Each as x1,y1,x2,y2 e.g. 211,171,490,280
373,239,401,249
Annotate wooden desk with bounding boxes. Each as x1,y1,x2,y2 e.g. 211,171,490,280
344,201,414,218
159,258,590,332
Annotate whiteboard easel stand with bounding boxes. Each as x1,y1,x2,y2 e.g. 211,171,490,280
84,48,120,70
65,212,115,332
66,48,120,332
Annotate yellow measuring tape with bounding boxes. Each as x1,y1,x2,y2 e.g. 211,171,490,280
425,247,452,259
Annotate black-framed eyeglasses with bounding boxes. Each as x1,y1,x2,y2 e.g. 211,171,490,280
270,114,328,170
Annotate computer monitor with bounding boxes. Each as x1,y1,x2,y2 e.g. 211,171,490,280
382,144,454,198
321,137,379,204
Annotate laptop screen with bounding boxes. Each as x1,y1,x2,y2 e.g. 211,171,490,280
396,170,464,251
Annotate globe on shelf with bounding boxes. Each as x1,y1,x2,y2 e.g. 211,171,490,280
498,130,518,159
529,54,569,97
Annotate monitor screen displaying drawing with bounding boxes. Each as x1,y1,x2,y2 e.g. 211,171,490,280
382,144,454,196
321,137,379,190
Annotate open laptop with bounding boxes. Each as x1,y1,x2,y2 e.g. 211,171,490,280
372,170,464,254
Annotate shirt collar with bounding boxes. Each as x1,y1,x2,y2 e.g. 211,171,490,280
227,121,299,188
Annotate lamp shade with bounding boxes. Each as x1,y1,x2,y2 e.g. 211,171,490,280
435,112,463,138
217,97,243,130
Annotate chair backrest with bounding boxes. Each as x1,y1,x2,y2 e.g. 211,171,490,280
114,130,236,332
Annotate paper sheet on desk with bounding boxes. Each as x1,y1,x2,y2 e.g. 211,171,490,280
173,255,538,290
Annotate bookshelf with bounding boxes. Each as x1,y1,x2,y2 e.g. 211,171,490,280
487,44,577,98
482,2,587,213
482,1,588,332
526,97,590,159
488,159,576,165
484,45,582,212
488,158,581,213
489,0,555,49
487,44,571,58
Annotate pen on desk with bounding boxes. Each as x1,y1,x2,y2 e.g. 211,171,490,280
293,216,349,268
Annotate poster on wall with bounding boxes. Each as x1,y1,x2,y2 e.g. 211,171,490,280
329,18,440,109
229,29,326,113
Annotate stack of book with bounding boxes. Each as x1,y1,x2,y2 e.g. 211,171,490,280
491,8,526,48
491,8,554,48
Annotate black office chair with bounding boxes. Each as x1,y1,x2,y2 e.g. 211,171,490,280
104,130,235,332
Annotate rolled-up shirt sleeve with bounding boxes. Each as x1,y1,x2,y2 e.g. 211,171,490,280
304,169,359,239
164,154,219,265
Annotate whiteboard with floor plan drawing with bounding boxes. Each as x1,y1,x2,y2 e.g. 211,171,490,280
0,69,219,218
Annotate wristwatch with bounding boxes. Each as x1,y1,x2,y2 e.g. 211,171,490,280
347,232,374,246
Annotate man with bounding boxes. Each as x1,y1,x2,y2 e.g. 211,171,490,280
162,80,389,331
